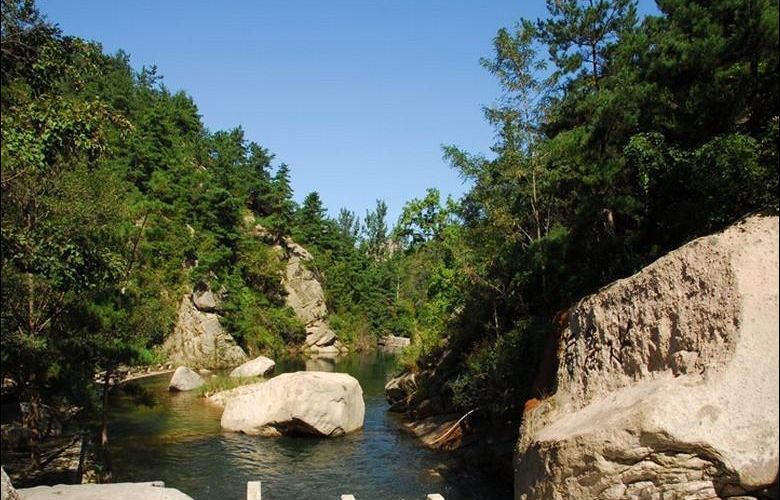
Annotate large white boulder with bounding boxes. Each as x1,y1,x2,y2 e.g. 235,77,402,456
220,371,365,437
515,216,779,499
229,355,275,378
168,366,205,392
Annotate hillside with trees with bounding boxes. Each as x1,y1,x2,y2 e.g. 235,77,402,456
1,0,777,492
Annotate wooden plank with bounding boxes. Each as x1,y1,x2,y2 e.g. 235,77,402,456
246,481,261,500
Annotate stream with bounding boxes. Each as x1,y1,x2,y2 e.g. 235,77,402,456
108,351,508,500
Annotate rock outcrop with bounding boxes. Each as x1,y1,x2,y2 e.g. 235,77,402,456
162,293,247,369
168,366,205,391
192,287,221,313
2,467,20,500
515,216,779,499
283,240,347,353
378,334,411,352
229,355,275,378
217,371,365,437
385,371,417,412
256,226,345,354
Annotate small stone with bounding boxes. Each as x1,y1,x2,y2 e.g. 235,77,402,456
229,356,275,378
168,367,205,391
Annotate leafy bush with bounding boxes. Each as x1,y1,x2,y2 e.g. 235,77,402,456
450,321,544,420
329,311,374,351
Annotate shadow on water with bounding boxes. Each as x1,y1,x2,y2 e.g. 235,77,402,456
109,351,509,500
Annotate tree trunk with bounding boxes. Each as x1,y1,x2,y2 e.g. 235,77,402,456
99,368,113,482
24,391,42,471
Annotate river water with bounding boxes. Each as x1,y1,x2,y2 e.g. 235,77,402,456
108,352,508,500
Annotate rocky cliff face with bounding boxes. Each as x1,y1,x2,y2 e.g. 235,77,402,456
162,293,248,369
255,225,344,354
515,216,779,499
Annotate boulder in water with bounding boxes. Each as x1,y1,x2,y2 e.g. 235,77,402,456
168,366,205,391
229,355,275,378
220,371,365,437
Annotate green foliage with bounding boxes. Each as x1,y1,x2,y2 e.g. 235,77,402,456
3,0,778,455
362,199,390,260
0,0,321,454
417,0,779,429
194,375,262,398
450,321,544,418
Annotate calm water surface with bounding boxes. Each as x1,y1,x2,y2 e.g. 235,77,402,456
109,352,506,500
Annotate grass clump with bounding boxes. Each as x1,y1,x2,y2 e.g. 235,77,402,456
195,374,262,398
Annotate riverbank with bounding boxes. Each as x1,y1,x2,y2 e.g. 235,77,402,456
105,352,509,499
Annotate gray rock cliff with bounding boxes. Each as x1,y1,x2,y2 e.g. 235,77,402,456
162,293,247,369
253,224,345,353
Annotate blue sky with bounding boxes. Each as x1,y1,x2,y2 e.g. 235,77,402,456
38,0,658,225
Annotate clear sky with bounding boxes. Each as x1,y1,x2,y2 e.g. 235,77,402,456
38,0,658,225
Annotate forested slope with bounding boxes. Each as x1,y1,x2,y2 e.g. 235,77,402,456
390,0,779,479
1,0,778,484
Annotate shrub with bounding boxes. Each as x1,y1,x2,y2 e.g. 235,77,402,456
450,320,544,422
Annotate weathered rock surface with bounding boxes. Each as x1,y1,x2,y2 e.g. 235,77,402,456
385,371,417,412
516,216,779,499
2,467,20,500
378,334,411,352
192,288,220,313
249,224,346,352
304,324,337,348
269,230,345,352
219,371,365,437
403,414,469,450
281,238,327,325
162,294,247,369
168,366,205,391
229,355,275,378
16,481,192,500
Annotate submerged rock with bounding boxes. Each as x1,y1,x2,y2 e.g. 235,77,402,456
229,355,275,378
305,355,338,372
162,294,247,369
220,371,365,437
168,367,205,392
515,216,780,499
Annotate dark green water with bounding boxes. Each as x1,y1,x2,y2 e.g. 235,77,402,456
109,352,506,500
